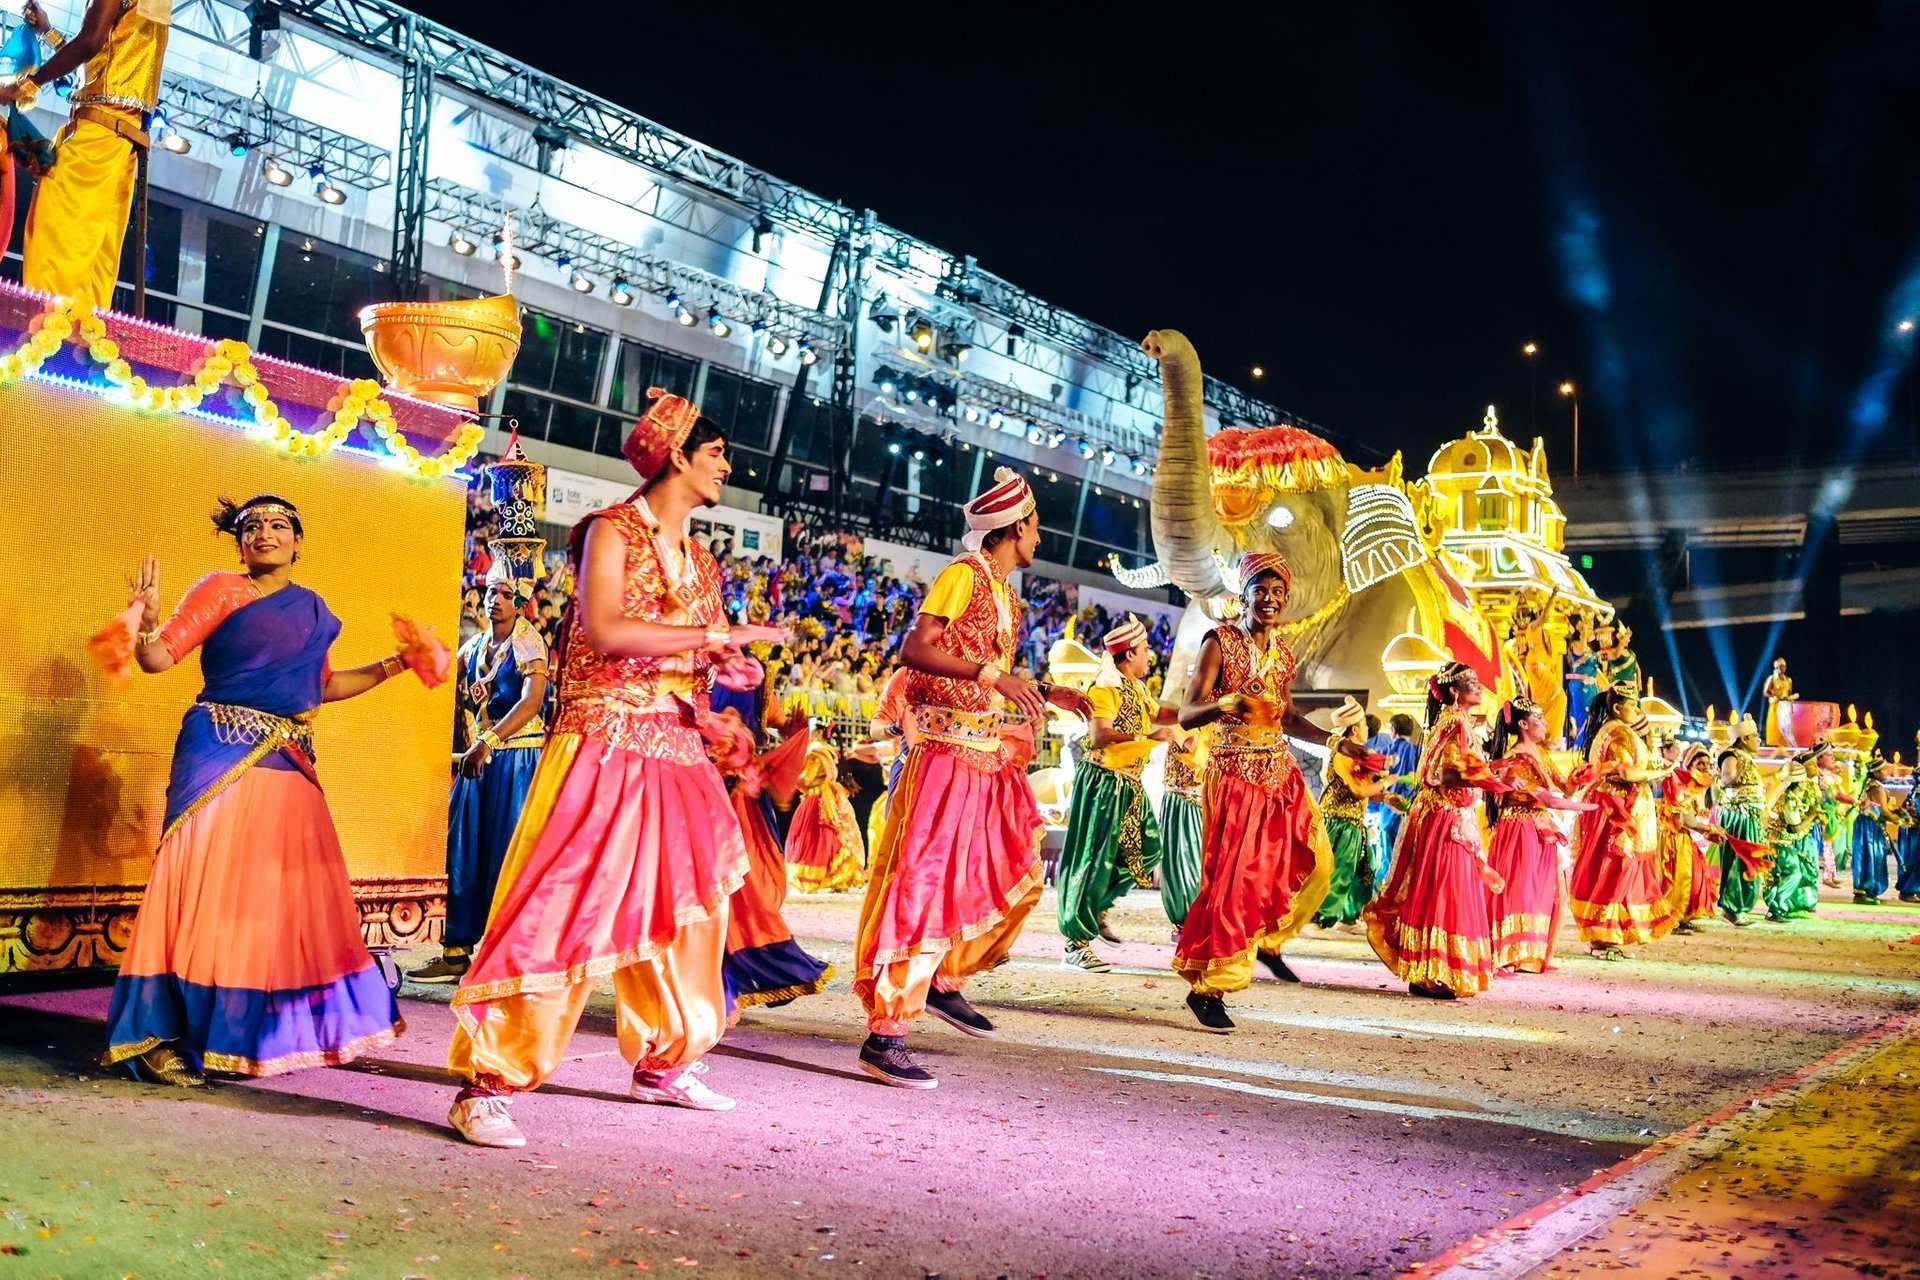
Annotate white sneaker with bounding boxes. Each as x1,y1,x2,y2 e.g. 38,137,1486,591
1062,940,1112,973
630,1059,736,1112
449,1094,525,1148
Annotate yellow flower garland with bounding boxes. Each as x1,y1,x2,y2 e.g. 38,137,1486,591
8,299,487,480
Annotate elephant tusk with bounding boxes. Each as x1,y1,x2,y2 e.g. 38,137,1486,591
1110,558,1172,589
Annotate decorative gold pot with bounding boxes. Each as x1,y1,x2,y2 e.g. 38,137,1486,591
358,293,522,413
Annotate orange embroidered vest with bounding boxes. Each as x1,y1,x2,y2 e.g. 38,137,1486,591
1207,624,1298,792
903,554,1022,760
553,502,723,762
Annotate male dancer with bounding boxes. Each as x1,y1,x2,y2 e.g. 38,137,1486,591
1713,713,1768,927
852,467,1091,1088
1056,614,1183,972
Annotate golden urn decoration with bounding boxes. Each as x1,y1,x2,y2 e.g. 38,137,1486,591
358,292,523,414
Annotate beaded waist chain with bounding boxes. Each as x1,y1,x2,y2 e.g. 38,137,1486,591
914,704,1004,753
200,701,316,755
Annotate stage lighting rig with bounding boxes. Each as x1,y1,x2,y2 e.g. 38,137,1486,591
870,296,900,332
908,314,936,353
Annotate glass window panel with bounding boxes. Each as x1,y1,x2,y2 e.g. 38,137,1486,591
550,321,606,403
701,366,778,452
544,397,600,453
266,231,384,343
205,216,266,315
609,339,697,413
252,326,378,379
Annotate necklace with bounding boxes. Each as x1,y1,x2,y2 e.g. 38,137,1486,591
634,495,699,611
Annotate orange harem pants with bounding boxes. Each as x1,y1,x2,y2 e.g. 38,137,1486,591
852,742,1045,1037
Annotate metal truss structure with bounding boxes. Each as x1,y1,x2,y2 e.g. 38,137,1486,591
423,180,848,346
159,71,391,188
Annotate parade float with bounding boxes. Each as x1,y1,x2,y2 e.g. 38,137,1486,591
0,281,519,973
1113,330,1608,720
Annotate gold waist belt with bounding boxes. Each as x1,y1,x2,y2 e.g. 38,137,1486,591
915,705,1004,750
559,673,697,716
1214,723,1292,756
202,702,315,753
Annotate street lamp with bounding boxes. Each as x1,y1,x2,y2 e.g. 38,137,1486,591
1523,342,1540,436
1559,380,1579,478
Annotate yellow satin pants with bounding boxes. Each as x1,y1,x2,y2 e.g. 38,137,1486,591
856,877,1040,1037
448,909,728,1093
23,116,138,313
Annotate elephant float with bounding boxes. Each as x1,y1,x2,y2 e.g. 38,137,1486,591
1114,329,1607,722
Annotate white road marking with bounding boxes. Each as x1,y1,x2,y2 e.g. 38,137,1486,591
1231,1009,1565,1042
1087,1067,1552,1131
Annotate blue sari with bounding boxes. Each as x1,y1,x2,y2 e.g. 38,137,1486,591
445,624,546,951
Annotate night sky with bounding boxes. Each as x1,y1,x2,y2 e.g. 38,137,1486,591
406,2,1920,476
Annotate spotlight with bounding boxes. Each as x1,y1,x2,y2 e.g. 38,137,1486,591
570,269,595,293
904,382,921,403
870,296,900,332
227,131,250,158
1075,438,1095,459
751,318,769,337
751,213,774,254
925,388,944,412
153,112,190,154
556,252,573,273
888,441,902,456
912,448,926,461
262,155,295,187
963,406,981,423
309,163,345,205
708,311,731,338
1250,365,1265,380
942,338,971,363
1025,422,1044,444
1901,319,1917,335
666,291,684,313
1099,446,1117,466
449,229,476,256
677,307,698,327
610,277,634,305
1047,429,1067,448
1129,456,1149,475
491,239,521,271
908,316,935,352
878,372,898,395
768,334,790,356
798,340,818,365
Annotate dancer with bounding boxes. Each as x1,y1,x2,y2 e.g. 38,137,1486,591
1761,658,1797,749
1851,757,1899,905
1598,621,1640,692
714,704,834,1015
1713,714,1769,926
1897,748,1920,903
105,496,410,1084
1564,612,1600,743
1658,742,1723,932
1175,552,1361,1031
1158,730,1208,945
1764,750,1823,921
408,561,549,985
446,390,784,1147
1365,661,1502,1000
1570,683,1679,960
852,467,1091,1088
1486,697,1590,973
1372,713,1423,876
4,0,171,312
1314,708,1397,931
1056,614,1181,972
787,740,867,893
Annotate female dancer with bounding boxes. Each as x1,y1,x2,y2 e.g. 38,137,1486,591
105,495,412,1085
1713,715,1769,926
1366,661,1503,1000
1158,731,1207,945
1486,697,1591,973
1174,552,1362,1031
1764,750,1823,921
787,741,867,893
1570,684,1679,960
445,391,784,1147
1314,711,1396,931
1851,757,1899,904
1658,742,1723,932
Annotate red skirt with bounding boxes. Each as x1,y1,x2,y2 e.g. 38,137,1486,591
1487,815,1564,973
1366,799,1493,997
1571,810,1680,947
1172,764,1331,995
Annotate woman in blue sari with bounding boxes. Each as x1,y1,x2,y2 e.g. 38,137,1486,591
105,495,411,1086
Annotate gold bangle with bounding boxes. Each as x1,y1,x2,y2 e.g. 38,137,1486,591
136,626,162,648
476,728,504,750
380,654,403,679
703,624,732,653
976,662,1004,691
11,76,38,112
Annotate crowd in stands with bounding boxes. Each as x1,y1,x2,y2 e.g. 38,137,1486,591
460,462,1177,726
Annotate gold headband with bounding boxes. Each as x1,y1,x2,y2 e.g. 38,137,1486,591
237,503,298,528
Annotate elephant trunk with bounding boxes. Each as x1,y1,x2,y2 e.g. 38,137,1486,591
1142,328,1229,599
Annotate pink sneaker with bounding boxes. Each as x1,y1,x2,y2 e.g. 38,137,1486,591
630,1060,735,1111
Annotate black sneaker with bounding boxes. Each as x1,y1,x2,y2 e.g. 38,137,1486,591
1409,982,1458,1000
858,1035,938,1089
1256,950,1301,983
1185,992,1236,1034
924,989,996,1039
